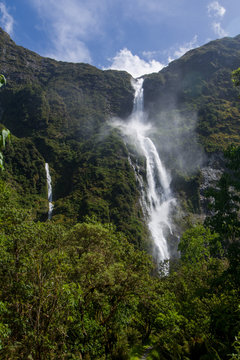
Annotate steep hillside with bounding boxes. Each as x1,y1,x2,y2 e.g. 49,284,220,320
144,35,240,153
0,28,148,246
143,35,240,215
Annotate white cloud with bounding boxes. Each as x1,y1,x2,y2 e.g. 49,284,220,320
212,22,228,37
142,36,199,68
46,39,91,64
28,0,108,63
207,1,226,18
142,50,159,60
173,35,198,59
0,3,14,35
168,35,198,62
104,48,165,78
207,1,227,38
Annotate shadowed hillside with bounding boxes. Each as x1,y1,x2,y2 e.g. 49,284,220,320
0,28,149,246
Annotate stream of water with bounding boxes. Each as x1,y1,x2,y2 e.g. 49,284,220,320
115,78,176,260
45,163,54,220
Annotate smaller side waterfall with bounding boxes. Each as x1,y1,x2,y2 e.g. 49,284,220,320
45,163,54,220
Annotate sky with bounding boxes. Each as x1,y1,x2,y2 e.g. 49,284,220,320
1,0,240,78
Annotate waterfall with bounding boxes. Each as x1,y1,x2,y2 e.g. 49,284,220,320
114,78,176,261
45,163,54,220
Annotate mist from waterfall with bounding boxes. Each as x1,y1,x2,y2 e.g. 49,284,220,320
45,163,54,220
113,78,176,261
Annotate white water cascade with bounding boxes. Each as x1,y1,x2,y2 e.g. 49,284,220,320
115,78,176,260
45,163,54,220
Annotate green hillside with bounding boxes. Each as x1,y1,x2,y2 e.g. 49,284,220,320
144,35,240,154
0,28,149,246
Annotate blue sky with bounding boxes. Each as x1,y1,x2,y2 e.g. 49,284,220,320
1,0,240,77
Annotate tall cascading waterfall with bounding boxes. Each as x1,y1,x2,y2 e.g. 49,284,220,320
115,78,176,261
45,163,54,220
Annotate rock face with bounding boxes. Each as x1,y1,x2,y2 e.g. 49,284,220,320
0,28,134,138
1,27,240,245
142,35,240,216
144,35,240,154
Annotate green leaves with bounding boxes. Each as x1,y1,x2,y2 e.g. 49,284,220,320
230,332,240,360
232,68,240,87
178,225,221,264
0,174,239,359
205,146,240,243
0,74,6,88
0,196,153,359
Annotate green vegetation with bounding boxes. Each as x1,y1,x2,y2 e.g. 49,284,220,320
0,181,153,359
144,35,240,153
0,74,6,87
0,164,239,359
232,67,240,87
0,28,240,358
0,28,148,244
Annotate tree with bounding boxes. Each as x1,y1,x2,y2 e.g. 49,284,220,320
178,224,221,263
204,169,240,244
232,67,240,87
63,220,153,359
0,75,6,88
0,196,154,360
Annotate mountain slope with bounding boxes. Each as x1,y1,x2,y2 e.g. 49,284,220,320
144,35,240,153
0,28,149,246
143,35,240,215
1,28,240,243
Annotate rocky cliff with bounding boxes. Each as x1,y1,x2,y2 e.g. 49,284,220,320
143,35,240,216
